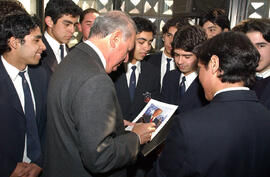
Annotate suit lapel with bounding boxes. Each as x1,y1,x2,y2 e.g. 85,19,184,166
117,65,132,105
0,59,25,117
42,36,58,72
134,62,149,102
28,67,42,125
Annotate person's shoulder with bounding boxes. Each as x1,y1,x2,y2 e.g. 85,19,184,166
141,60,158,70
164,69,180,80
144,51,162,62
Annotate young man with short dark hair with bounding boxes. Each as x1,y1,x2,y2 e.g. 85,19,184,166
41,0,82,74
149,31,270,177
145,17,190,90
0,14,48,177
233,18,270,109
199,8,230,39
161,25,208,114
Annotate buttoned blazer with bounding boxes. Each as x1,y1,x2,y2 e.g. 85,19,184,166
0,60,48,176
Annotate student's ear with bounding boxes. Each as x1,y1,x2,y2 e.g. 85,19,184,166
209,55,220,75
8,37,20,50
77,23,82,32
45,16,54,28
109,30,122,48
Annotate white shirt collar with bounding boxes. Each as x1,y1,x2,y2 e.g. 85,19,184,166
161,51,174,62
84,40,106,69
1,55,28,81
160,51,175,88
125,61,141,74
214,87,250,97
180,71,198,91
256,69,270,78
44,31,67,64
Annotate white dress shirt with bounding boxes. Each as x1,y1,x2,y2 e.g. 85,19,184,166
84,40,107,69
125,61,141,87
160,51,176,87
1,56,37,163
44,31,67,64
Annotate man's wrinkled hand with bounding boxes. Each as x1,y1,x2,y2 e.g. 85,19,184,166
132,122,156,144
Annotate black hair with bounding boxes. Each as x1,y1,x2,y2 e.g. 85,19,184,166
132,17,156,35
0,14,41,55
199,8,230,30
195,31,259,87
45,0,82,24
232,18,270,42
79,8,99,23
172,25,207,57
0,0,28,19
162,16,190,34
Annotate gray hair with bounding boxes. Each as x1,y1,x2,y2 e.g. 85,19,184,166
89,10,137,40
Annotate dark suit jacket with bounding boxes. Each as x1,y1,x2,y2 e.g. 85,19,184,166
42,42,140,177
40,36,69,76
161,69,208,114
40,36,57,76
149,90,270,177
145,52,162,71
253,76,270,110
110,61,161,122
0,60,48,176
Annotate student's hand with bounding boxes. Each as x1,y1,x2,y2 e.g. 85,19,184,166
23,163,42,177
132,122,156,144
10,162,29,177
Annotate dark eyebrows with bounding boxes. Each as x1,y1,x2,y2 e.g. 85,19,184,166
207,26,216,29
63,20,78,25
182,54,193,56
137,37,153,42
255,42,267,45
34,35,42,39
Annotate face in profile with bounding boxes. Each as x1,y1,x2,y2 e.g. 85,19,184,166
163,26,178,57
131,31,154,63
246,31,270,74
174,48,197,76
47,14,79,44
198,61,214,101
107,30,136,73
202,21,223,39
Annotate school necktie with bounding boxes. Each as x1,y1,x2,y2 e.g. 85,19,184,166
178,76,186,102
166,58,172,74
19,71,41,161
129,66,137,101
60,44,64,61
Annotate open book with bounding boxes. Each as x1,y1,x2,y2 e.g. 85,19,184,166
125,99,178,156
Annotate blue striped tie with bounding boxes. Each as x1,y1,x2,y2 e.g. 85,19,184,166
129,66,137,101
